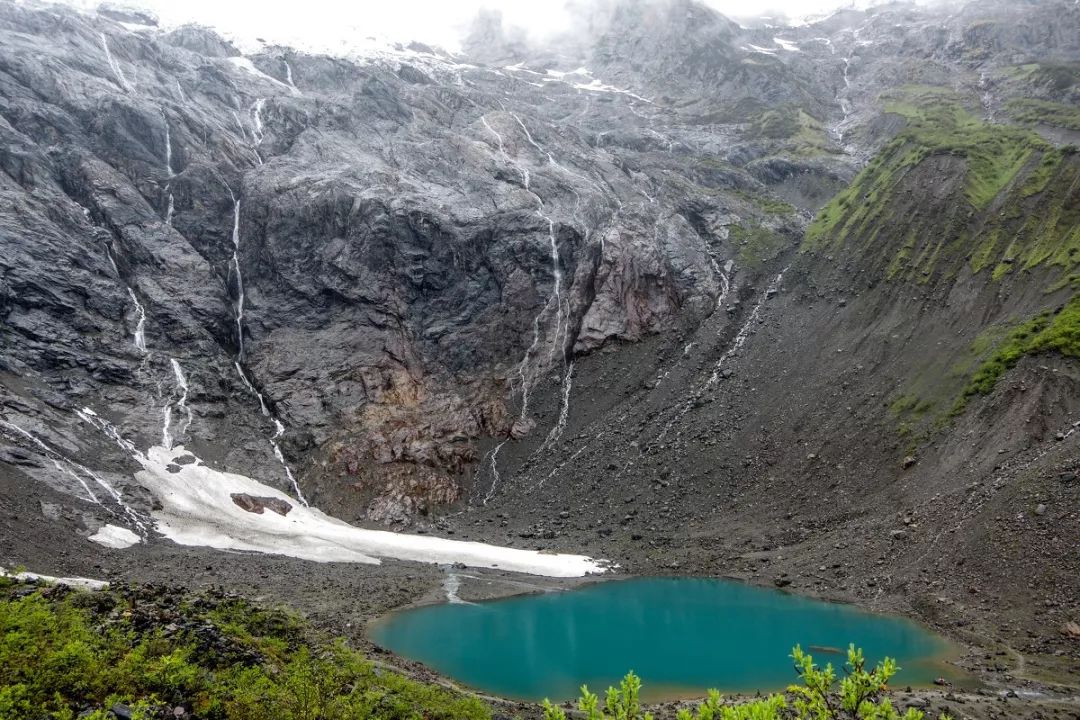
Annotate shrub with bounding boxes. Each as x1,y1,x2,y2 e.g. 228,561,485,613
542,645,952,720
0,582,489,720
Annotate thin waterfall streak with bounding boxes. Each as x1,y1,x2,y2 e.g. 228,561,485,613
3,416,146,532
480,115,507,160
706,270,785,388
541,213,564,364
232,110,249,143
75,408,143,462
273,443,308,506
161,109,173,176
482,113,564,430
541,362,574,451
284,59,300,94
161,403,173,450
516,299,550,422
0,420,95,504
52,459,99,504
100,33,131,92
126,288,147,353
510,112,604,194
708,257,734,315
230,200,245,360
654,270,786,446
162,108,176,224
250,98,266,145
170,359,192,438
481,441,507,506
235,363,309,506
236,362,270,416
71,411,150,533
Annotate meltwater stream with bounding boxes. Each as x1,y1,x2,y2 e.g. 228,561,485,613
370,577,958,703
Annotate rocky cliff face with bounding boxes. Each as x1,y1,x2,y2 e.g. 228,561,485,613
0,0,805,526
1,0,1079,683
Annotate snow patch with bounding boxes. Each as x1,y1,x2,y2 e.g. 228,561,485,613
226,56,293,91
89,524,142,549
1,566,109,591
774,37,801,52
135,444,606,578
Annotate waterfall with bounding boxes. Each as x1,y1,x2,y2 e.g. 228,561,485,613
272,438,308,506
2,417,147,533
231,110,249,143
76,408,144,464
162,111,173,176
539,210,564,363
221,182,307,505
236,362,269,416
109,243,148,355
174,79,186,103
481,441,507,505
705,270,785,388
170,359,192,438
161,108,175,225
708,257,734,313
126,288,147,353
161,401,173,449
510,112,604,195
284,59,300,94
235,362,310,506
250,98,266,145
830,58,854,148
481,116,510,162
481,114,566,423
652,270,787,447
540,362,574,451
99,33,131,92
230,199,245,360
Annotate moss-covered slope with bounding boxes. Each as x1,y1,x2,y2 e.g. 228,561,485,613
804,89,1079,287
801,87,1080,411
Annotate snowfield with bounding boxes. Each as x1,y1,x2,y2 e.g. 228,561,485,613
134,444,607,578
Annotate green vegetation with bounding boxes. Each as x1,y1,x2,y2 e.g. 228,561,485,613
954,296,1080,411
1006,98,1080,131
0,578,489,720
735,191,796,217
730,225,790,269
802,86,1080,286
747,106,834,157
1025,63,1079,94
888,394,933,417
542,645,952,720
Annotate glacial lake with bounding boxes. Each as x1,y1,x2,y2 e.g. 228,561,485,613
369,577,959,702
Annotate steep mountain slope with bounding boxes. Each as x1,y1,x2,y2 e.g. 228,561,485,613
0,0,1078,707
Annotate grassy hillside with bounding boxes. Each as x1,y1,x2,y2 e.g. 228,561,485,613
801,87,1080,415
804,87,1079,286
0,578,489,720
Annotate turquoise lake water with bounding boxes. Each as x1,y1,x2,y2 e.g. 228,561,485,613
369,577,956,702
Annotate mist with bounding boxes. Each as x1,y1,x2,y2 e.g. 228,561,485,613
49,0,928,55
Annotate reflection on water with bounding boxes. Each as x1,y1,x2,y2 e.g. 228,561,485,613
370,577,958,702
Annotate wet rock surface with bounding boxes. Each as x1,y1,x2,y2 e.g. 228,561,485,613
230,493,291,516
0,0,1079,716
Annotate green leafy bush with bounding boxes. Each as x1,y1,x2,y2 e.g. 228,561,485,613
0,583,489,720
542,645,952,720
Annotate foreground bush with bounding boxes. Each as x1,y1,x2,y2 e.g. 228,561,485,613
0,578,488,720
542,645,953,720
